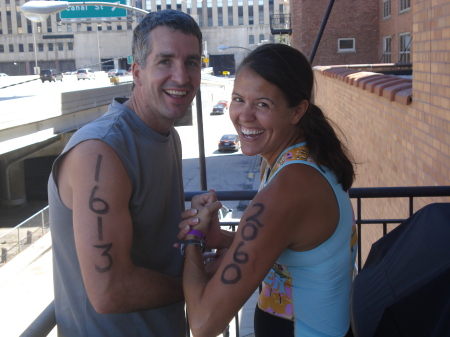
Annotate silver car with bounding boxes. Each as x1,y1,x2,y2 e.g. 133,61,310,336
77,68,95,80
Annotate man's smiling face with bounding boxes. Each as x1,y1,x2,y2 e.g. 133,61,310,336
132,26,201,132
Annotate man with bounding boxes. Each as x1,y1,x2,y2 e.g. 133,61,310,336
48,10,202,336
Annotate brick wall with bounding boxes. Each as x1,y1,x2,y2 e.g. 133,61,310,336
291,0,380,66
312,0,450,226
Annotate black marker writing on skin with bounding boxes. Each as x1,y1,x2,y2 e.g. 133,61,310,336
221,203,265,284
95,155,102,182
90,154,113,273
94,243,113,272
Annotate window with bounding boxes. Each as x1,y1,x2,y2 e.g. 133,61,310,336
9,44,14,52
383,0,391,19
47,16,52,32
18,44,23,52
198,1,203,26
27,43,33,52
77,23,82,32
399,0,410,12
117,25,122,30
67,24,72,32
382,36,392,63
338,38,355,53
87,25,92,31
259,0,264,24
0,45,4,53
259,34,264,43
107,25,112,30
228,0,233,26
48,43,54,51
207,0,213,27
249,35,254,44
217,0,224,26
58,43,63,51
68,42,74,50
238,0,243,25
38,43,44,52
57,23,62,32
399,32,411,63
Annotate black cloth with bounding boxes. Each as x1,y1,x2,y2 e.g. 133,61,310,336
254,305,294,337
351,203,450,337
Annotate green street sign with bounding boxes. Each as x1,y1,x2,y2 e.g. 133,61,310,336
127,55,133,64
60,0,127,19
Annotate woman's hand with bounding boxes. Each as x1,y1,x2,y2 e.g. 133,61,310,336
177,191,225,249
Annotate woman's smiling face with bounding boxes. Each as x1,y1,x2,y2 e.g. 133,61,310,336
229,67,307,167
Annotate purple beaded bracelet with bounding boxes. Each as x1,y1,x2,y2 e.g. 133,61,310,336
187,229,205,240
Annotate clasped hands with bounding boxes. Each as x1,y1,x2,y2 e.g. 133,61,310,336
176,190,228,277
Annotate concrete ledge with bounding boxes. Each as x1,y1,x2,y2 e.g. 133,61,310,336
61,83,133,115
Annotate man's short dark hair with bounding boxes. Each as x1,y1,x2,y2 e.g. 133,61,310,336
132,10,203,69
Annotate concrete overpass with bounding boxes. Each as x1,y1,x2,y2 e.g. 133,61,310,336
0,73,231,209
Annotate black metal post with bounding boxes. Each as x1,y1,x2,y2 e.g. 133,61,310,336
196,88,208,191
309,0,335,64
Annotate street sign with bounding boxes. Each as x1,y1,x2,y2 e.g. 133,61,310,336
127,55,133,64
60,0,127,19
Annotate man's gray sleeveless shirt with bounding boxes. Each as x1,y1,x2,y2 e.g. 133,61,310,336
48,98,186,336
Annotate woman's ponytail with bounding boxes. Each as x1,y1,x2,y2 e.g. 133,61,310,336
300,103,355,191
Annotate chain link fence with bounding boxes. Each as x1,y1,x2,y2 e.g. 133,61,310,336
0,206,49,266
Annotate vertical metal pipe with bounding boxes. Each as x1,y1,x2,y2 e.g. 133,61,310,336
357,198,362,271
308,0,335,64
196,88,208,191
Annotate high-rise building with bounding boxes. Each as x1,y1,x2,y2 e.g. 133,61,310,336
0,0,291,76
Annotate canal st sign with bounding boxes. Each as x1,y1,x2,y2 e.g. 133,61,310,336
60,0,127,19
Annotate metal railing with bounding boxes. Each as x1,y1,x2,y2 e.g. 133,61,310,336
20,186,450,337
0,206,50,265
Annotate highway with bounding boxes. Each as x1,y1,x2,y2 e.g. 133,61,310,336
0,72,125,101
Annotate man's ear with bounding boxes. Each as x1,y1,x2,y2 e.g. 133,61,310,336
291,99,309,124
132,62,142,86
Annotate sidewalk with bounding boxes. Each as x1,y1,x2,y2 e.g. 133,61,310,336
0,232,56,336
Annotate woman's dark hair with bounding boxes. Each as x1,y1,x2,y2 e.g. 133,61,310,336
132,9,203,69
237,44,355,190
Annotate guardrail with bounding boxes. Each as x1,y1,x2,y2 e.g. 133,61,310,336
20,186,450,337
0,206,49,266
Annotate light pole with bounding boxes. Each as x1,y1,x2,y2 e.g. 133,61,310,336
20,1,149,22
20,0,210,190
32,22,39,74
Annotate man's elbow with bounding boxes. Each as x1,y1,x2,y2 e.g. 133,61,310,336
88,290,126,314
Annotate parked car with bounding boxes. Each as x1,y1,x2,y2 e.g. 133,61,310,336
40,69,63,83
77,68,95,80
0,73,8,77
211,104,227,115
107,69,118,77
108,69,127,77
217,100,229,109
218,134,240,152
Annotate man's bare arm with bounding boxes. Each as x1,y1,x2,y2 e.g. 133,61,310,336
57,140,183,314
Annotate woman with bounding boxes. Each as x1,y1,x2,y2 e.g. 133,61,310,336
179,44,357,337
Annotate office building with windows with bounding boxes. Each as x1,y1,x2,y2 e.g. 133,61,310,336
0,0,290,76
290,0,412,66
